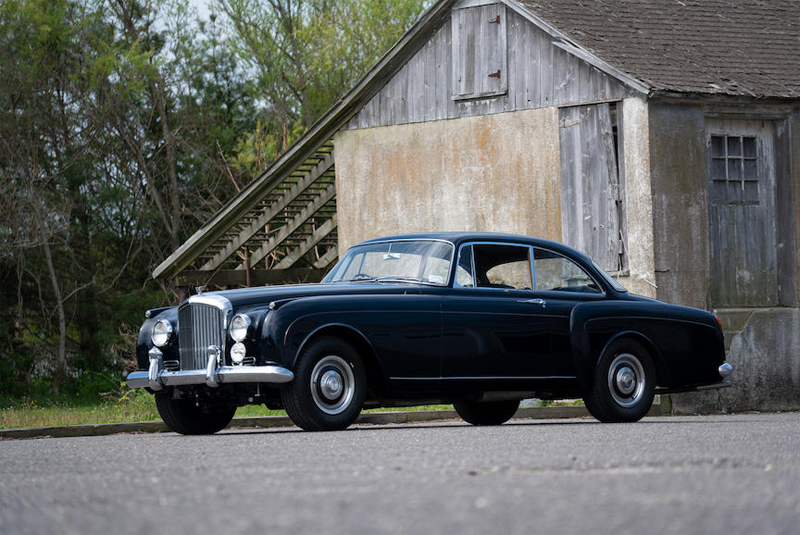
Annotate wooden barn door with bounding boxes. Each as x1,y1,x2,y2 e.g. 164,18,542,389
706,118,778,307
559,103,626,273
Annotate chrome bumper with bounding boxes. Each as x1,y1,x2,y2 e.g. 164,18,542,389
656,362,734,394
692,362,734,391
127,346,294,390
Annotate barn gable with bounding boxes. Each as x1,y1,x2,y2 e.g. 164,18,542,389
347,0,639,131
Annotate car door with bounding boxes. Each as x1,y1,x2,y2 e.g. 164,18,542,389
441,242,565,380
529,247,607,369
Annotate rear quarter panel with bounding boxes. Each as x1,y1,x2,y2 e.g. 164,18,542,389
571,300,725,389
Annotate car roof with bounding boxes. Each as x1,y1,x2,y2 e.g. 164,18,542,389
358,232,593,264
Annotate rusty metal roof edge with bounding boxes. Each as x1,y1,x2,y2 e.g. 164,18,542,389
152,0,457,280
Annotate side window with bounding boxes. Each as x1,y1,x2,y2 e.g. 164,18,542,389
473,244,532,290
455,245,474,287
534,248,600,294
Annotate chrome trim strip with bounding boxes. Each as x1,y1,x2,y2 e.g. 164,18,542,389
331,239,456,287
126,365,295,389
389,375,578,381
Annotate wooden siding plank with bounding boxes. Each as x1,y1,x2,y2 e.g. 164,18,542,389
425,35,437,122
540,35,554,107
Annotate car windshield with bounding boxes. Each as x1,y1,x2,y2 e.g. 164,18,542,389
323,240,454,286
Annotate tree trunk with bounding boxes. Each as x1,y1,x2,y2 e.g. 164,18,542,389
42,235,67,396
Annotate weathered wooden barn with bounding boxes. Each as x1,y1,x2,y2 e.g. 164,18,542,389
153,0,800,412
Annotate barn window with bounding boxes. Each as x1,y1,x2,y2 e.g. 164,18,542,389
451,2,507,100
709,135,759,204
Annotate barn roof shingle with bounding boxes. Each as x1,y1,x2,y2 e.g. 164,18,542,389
517,0,800,98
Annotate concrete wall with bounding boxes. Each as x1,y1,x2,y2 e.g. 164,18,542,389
620,98,657,298
647,102,711,309
673,308,800,413
334,107,562,251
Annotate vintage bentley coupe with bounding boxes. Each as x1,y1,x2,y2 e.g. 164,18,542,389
128,233,733,433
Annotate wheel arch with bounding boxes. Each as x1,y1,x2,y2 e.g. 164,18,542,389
596,331,670,387
295,324,388,397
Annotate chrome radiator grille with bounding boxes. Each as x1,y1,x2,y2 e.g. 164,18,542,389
178,303,226,370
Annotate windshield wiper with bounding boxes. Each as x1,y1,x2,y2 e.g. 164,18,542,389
338,274,377,282
376,276,424,283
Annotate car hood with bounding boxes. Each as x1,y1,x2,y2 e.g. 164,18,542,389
194,282,430,311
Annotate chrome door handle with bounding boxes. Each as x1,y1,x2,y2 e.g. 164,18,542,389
518,298,546,308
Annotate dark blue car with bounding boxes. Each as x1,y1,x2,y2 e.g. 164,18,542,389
128,233,732,433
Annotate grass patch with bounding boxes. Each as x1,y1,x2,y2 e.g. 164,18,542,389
0,390,160,429
0,390,453,429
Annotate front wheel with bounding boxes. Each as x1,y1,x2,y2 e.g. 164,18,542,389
583,338,656,423
454,399,520,426
155,392,236,435
280,337,366,431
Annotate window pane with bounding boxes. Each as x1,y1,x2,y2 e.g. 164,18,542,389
711,135,725,157
473,244,531,290
743,137,757,158
728,159,742,180
534,249,600,293
711,158,727,179
708,180,727,202
744,181,759,203
744,159,758,181
727,181,743,203
455,245,474,287
727,136,742,157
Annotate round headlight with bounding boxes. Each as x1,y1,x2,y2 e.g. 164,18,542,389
151,319,173,347
230,342,247,364
229,313,251,342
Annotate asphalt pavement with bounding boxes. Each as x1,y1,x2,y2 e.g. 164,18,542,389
1,412,798,535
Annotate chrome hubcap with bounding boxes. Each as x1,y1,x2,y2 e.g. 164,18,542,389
319,370,343,401
608,353,646,408
310,355,355,415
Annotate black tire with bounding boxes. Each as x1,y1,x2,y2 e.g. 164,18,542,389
155,392,236,435
454,399,520,426
583,338,656,423
280,337,366,431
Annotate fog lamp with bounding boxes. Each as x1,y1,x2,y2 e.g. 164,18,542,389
230,342,247,364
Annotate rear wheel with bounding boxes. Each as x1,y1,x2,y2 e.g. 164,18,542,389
454,399,520,426
281,337,366,431
583,338,656,423
155,392,236,435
